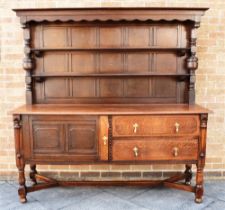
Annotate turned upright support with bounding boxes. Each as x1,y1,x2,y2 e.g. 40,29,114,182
21,18,33,104
30,164,37,185
185,164,192,185
14,115,27,203
195,114,208,203
187,22,200,104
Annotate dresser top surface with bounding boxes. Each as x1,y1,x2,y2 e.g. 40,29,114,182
11,104,211,115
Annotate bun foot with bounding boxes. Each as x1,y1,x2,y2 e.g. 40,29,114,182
195,198,203,203
19,197,27,203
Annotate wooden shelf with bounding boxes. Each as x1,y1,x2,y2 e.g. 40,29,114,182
32,73,190,77
31,47,190,54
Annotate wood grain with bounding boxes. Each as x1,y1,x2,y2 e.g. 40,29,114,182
112,115,199,137
11,104,210,115
12,7,209,203
99,116,109,161
112,139,198,161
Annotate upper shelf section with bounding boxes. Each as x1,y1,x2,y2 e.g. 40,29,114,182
13,7,208,24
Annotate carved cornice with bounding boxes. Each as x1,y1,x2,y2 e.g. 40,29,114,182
13,7,208,24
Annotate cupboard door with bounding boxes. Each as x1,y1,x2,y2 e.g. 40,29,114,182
27,115,99,162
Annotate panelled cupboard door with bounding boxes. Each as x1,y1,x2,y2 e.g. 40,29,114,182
23,115,100,162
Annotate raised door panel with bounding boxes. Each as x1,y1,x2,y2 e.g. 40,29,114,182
31,123,64,154
112,139,198,161
67,123,97,155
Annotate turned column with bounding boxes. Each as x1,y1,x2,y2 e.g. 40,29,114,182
29,164,37,185
14,115,27,203
195,114,208,203
21,17,34,104
187,22,200,104
184,164,192,185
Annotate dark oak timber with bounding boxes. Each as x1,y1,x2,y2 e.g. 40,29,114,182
12,7,209,204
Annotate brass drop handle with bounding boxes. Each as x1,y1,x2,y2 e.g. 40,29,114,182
173,147,179,157
102,135,108,145
174,122,180,133
133,146,139,157
133,123,139,133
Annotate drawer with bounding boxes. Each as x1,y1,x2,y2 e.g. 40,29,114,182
112,115,199,137
112,139,198,161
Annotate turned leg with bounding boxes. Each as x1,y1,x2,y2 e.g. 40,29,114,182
195,165,204,203
184,164,192,185
14,115,27,203
30,164,37,185
18,162,27,203
195,114,208,203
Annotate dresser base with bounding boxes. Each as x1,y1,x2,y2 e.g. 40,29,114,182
12,106,209,204
17,164,204,204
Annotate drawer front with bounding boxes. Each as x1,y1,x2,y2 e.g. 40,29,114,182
112,115,199,137
112,139,198,161
24,115,99,162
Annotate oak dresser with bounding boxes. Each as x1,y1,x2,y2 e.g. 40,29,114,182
12,7,210,203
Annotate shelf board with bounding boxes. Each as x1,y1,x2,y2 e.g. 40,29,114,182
31,47,190,52
32,73,190,77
